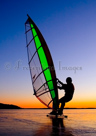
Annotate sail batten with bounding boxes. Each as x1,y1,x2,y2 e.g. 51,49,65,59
25,15,58,109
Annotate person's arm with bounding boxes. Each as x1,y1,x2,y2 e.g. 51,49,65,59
56,78,65,89
56,78,64,86
57,85,63,90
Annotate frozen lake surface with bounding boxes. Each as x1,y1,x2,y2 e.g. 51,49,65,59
0,109,96,136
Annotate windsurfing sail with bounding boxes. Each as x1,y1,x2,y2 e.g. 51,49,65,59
25,14,58,110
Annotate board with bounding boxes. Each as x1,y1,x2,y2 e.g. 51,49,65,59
47,114,68,119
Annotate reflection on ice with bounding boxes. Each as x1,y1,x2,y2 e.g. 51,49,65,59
0,109,96,136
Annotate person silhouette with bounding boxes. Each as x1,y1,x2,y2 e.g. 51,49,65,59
57,77,75,115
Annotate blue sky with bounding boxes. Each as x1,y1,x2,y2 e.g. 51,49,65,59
0,0,96,108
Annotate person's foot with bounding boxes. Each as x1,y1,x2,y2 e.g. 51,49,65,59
49,111,57,115
58,110,63,115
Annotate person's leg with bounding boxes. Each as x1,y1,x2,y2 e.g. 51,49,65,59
58,95,73,115
60,101,65,113
58,97,65,115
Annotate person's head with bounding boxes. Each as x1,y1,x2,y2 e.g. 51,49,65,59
66,77,72,84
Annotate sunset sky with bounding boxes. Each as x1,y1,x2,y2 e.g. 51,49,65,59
0,0,96,108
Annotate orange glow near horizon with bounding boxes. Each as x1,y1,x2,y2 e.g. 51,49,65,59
1,96,96,108
6,100,96,109
65,100,96,108
20,102,47,108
